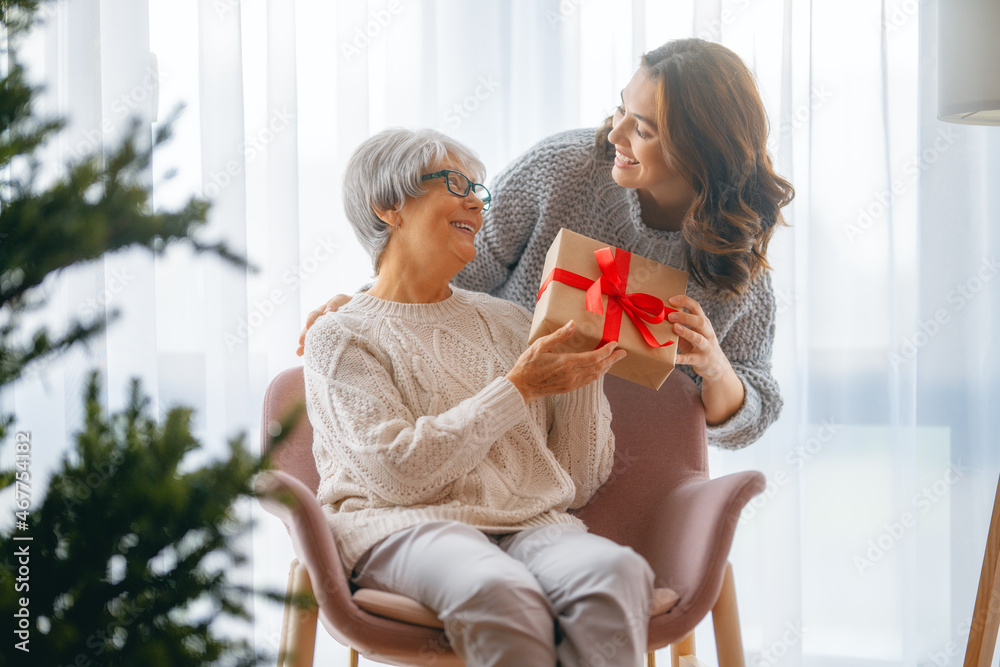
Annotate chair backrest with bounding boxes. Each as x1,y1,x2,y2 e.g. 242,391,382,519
260,367,320,492
573,372,708,551
259,367,709,554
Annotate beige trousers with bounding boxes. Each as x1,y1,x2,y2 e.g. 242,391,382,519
352,520,653,667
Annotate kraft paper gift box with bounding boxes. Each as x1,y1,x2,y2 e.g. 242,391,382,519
528,228,689,390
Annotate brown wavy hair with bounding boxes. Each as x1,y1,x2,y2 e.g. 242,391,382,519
596,39,794,296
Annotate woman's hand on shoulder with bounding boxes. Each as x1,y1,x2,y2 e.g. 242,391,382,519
296,294,353,356
505,321,627,403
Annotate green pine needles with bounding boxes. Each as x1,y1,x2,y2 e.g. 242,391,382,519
0,373,267,666
0,0,286,664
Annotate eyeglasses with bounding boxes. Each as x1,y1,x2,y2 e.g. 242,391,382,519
420,170,492,210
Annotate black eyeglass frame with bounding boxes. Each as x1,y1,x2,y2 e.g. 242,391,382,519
420,170,492,210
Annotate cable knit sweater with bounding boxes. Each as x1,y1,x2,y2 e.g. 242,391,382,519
454,128,782,449
304,287,615,574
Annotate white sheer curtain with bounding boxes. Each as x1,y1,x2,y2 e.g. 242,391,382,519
7,0,999,664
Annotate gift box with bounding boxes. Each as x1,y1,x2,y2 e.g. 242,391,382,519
528,228,689,390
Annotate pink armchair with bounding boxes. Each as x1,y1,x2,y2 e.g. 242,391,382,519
256,367,764,666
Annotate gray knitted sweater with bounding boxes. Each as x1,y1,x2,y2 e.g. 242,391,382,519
454,128,782,450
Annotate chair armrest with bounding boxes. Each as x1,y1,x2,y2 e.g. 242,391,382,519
254,470,358,631
640,471,764,616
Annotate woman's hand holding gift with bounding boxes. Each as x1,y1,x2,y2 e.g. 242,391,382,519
667,295,745,425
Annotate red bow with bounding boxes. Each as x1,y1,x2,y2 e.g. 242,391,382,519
537,246,678,349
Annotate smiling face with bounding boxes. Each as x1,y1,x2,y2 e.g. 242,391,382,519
380,156,484,279
607,68,694,218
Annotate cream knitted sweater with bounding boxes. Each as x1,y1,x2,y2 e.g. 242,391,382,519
303,287,615,574
454,128,783,449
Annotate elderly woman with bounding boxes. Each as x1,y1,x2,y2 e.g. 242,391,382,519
302,128,653,666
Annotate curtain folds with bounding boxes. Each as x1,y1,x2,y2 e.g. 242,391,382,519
7,1,998,664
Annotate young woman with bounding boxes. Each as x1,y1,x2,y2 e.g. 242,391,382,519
299,38,794,451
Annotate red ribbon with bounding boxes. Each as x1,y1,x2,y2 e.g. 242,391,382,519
537,246,678,349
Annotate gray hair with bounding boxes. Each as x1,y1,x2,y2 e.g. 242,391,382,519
342,127,486,274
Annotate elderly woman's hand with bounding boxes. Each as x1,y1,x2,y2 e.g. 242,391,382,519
296,294,353,356
506,321,627,403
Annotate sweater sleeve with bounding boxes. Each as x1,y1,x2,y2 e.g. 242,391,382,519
704,274,783,450
544,376,616,509
453,143,545,295
304,318,527,506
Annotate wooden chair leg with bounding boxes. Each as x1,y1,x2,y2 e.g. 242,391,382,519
277,562,296,666
279,559,318,667
349,647,359,667
712,562,746,667
965,474,1000,667
671,632,695,667
646,650,657,667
